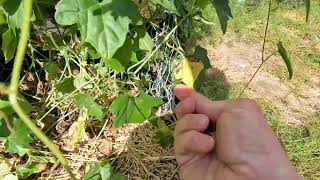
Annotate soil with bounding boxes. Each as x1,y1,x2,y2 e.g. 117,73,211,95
207,33,320,125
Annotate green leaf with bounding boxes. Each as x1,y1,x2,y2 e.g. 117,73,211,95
56,77,76,94
2,28,18,63
104,38,138,72
74,94,103,120
54,0,98,25
0,100,14,115
194,46,211,91
0,100,14,138
277,41,293,79
104,58,126,72
195,0,211,9
304,0,310,22
194,45,211,69
43,62,61,79
110,93,163,128
6,0,35,29
135,27,154,53
0,120,10,138
213,0,233,34
74,76,94,89
84,161,123,180
5,118,33,156
0,9,7,25
2,0,21,15
155,127,174,147
83,42,101,59
149,0,180,15
17,94,34,114
55,0,143,59
16,162,46,178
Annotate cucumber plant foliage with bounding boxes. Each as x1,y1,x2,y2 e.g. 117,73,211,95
0,0,302,179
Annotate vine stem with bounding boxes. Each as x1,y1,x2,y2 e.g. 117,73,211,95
8,0,76,179
129,13,192,74
237,0,273,98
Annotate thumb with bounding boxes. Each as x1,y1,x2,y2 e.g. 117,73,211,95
174,84,227,121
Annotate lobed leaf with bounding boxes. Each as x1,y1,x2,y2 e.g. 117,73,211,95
55,0,143,59
110,93,163,128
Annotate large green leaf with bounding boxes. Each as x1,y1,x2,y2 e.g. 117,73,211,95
55,0,98,25
110,92,163,128
213,0,232,34
4,118,33,156
2,28,17,63
73,94,103,120
55,0,143,59
277,41,293,79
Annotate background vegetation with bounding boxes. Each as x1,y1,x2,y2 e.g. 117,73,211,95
0,0,319,179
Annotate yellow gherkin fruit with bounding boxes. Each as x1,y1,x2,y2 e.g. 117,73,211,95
174,56,204,88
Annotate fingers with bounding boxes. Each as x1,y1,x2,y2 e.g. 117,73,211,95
175,114,209,136
175,97,195,119
174,84,227,121
174,130,214,156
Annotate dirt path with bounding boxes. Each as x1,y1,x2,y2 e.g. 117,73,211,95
206,33,320,125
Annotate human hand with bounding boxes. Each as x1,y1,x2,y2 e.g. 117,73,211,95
174,85,301,180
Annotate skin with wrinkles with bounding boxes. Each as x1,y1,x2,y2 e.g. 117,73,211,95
174,84,301,180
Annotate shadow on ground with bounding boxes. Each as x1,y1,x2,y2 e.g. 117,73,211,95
200,67,230,101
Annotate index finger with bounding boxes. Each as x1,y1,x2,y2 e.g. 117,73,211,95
174,84,228,121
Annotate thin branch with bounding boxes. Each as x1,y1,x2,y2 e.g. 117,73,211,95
237,0,273,98
8,0,76,179
261,0,272,62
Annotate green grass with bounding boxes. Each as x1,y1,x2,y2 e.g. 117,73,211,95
229,0,320,79
196,1,320,179
260,101,320,180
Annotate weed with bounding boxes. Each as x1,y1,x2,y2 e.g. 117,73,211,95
260,101,320,179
